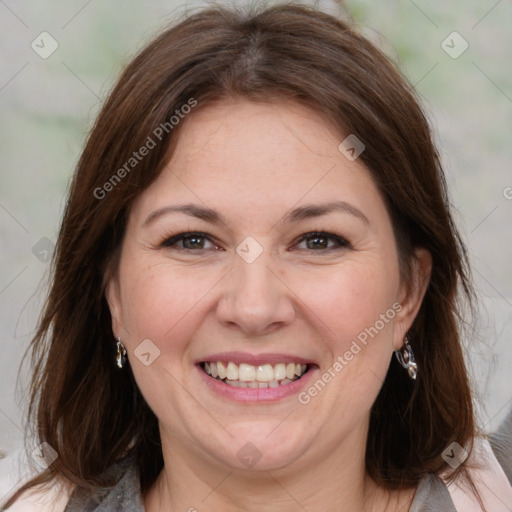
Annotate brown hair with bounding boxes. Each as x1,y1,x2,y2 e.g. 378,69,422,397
5,1,477,507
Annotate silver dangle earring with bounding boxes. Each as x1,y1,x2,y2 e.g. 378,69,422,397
116,337,127,369
395,336,418,380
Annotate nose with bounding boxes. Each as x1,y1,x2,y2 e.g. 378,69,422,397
215,251,296,337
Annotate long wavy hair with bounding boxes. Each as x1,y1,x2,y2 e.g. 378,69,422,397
5,1,477,507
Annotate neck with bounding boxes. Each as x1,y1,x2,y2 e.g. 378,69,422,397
144,423,414,512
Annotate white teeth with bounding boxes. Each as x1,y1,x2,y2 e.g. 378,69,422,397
239,363,256,382
256,364,274,382
226,362,239,381
224,379,291,389
217,361,227,380
274,363,286,381
203,360,309,387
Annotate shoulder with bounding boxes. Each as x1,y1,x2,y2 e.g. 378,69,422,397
489,405,512,484
1,450,142,512
65,453,144,511
411,411,512,512
2,485,70,512
411,471,457,511
0,450,71,512
442,434,512,511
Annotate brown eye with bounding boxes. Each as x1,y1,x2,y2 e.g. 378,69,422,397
295,232,349,251
161,232,216,250
182,235,207,249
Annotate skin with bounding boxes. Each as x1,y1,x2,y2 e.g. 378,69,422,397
107,98,431,512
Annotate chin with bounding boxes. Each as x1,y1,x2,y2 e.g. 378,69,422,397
213,427,311,472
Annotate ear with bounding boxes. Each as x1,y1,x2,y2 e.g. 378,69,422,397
105,273,125,340
393,247,432,350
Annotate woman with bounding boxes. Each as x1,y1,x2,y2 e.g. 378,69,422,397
3,2,511,511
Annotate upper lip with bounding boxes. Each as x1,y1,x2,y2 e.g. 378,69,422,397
196,352,317,366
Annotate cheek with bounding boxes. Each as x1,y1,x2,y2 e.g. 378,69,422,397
292,259,401,431
118,257,219,351
294,257,399,340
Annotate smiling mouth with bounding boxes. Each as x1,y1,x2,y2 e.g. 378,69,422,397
200,361,311,388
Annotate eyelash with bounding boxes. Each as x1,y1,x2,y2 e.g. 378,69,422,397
160,231,350,252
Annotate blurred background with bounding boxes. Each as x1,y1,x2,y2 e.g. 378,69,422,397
0,0,511,469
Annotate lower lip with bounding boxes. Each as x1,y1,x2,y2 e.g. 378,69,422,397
196,364,318,402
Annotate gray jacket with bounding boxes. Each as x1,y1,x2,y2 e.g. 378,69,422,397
60,409,512,511
63,463,457,512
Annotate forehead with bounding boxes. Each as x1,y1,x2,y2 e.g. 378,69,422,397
171,98,347,180
131,98,384,224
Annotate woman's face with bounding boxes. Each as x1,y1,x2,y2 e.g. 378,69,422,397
107,98,430,474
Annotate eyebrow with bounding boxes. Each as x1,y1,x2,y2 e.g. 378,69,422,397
143,200,369,228
283,200,369,225
143,204,224,227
